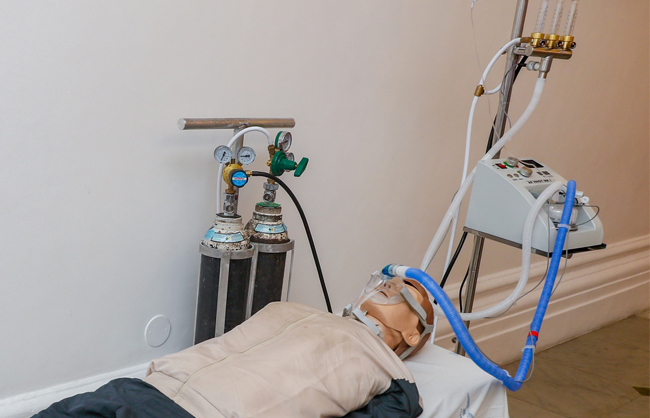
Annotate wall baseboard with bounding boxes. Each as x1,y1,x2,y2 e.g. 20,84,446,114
434,235,650,364
2,236,648,418
0,363,149,418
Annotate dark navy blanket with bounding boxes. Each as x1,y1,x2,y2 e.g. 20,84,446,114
32,378,194,418
33,377,422,418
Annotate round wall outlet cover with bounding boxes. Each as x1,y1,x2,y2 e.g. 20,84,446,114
145,315,171,347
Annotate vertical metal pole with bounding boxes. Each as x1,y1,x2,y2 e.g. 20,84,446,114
284,244,295,302
245,245,260,319
455,0,529,356
493,0,530,151
215,252,231,337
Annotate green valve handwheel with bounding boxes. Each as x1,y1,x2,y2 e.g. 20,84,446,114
294,157,309,177
271,151,309,177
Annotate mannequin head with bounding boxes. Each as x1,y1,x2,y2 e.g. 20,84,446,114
344,274,434,359
363,279,433,357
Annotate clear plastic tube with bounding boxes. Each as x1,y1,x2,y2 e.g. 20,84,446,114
564,0,579,36
549,0,565,34
534,0,550,33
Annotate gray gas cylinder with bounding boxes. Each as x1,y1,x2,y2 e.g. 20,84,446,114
245,203,294,316
195,214,253,344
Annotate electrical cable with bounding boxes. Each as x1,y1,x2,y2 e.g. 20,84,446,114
458,265,471,312
574,205,600,227
250,171,332,313
440,231,468,290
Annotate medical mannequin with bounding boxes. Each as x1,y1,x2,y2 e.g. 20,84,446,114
34,276,434,418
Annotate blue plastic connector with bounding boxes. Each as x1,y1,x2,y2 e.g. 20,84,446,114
382,264,398,277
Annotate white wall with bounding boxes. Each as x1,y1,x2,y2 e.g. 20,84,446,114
0,0,648,403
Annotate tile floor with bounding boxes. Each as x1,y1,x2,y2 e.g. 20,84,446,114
505,310,650,417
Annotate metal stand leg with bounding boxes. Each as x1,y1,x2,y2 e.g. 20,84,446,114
455,235,485,355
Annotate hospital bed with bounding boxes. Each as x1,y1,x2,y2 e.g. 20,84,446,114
405,343,508,418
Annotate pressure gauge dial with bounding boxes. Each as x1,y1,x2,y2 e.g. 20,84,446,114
285,152,295,162
237,146,256,165
275,131,292,151
214,145,233,164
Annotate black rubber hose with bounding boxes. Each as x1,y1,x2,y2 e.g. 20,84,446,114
439,231,468,290
251,171,332,313
458,265,471,312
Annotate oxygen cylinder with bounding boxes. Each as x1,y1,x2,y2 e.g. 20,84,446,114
195,214,253,344
246,203,293,316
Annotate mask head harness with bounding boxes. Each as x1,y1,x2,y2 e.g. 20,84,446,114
343,272,434,359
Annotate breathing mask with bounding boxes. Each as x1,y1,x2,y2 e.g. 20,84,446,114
343,272,434,359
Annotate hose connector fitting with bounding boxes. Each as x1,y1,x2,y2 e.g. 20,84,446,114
382,264,410,278
382,264,400,277
538,56,554,79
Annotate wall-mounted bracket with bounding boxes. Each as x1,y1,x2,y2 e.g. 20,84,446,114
178,118,295,130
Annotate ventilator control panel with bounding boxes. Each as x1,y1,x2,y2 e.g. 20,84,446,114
490,158,558,185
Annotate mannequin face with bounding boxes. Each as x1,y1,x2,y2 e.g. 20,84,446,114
361,285,425,352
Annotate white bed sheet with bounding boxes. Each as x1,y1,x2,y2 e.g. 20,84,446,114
403,344,509,418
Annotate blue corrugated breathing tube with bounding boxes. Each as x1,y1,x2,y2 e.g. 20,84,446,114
383,180,576,391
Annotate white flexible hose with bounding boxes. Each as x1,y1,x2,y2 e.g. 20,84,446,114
442,38,521,276
464,37,523,199
433,181,563,320
216,126,272,211
423,78,547,319
482,78,545,161
480,38,521,92
421,77,547,274
462,95,481,182
486,84,503,96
